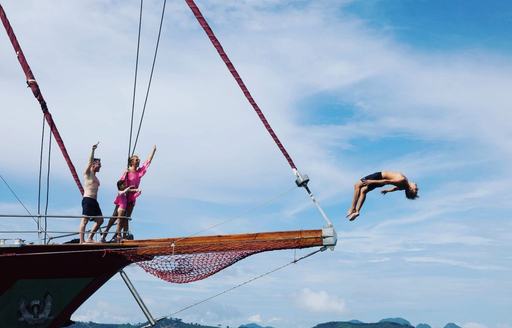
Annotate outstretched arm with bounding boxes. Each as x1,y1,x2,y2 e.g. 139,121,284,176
84,143,99,175
147,145,157,163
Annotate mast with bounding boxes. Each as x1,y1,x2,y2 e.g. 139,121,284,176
0,4,84,195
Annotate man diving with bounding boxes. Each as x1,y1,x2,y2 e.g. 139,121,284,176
347,171,418,221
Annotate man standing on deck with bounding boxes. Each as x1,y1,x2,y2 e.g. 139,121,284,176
78,143,104,243
347,171,419,221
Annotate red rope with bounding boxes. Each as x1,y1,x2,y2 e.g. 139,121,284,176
184,0,297,170
1,4,84,195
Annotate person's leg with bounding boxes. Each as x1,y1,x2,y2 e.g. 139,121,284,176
124,203,135,239
86,200,104,242
347,181,363,217
115,208,126,242
101,206,119,242
348,186,369,221
87,217,104,242
79,217,88,243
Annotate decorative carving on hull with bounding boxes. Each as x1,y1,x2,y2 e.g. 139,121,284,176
18,293,53,325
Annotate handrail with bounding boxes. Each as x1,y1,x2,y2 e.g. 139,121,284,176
0,214,133,244
0,214,131,220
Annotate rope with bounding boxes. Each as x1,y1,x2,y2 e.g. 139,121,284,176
0,4,84,195
184,0,335,229
0,174,36,224
162,247,325,320
128,0,144,162
131,0,167,156
184,0,297,171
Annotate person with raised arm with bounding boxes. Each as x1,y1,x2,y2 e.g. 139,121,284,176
347,171,418,221
101,145,156,242
78,143,104,243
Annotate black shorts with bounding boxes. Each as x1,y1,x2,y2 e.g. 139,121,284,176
361,172,382,191
361,172,382,182
82,197,103,219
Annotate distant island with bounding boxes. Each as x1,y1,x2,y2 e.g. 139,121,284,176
68,316,463,328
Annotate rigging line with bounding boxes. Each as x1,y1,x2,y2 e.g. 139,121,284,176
0,174,37,224
38,114,45,237
165,247,326,319
172,185,296,245
128,0,144,162
184,0,297,171
131,0,167,156
44,125,53,244
0,4,84,195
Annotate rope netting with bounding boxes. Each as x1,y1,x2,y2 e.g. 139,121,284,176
132,249,259,283
114,230,323,283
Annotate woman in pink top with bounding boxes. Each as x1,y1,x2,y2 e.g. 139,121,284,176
101,145,156,242
120,148,155,208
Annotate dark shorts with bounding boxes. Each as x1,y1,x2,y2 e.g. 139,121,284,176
361,172,382,182
82,197,103,219
361,172,382,191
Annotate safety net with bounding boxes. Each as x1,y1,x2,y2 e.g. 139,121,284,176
114,230,324,283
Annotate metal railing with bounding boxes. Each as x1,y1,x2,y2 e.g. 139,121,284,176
0,213,132,245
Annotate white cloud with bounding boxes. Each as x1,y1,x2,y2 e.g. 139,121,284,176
248,314,263,323
296,288,347,314
496,324,512,328
403,256,505,271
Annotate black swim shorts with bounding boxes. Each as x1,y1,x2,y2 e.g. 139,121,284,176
361,172,383,182
82,197,103,219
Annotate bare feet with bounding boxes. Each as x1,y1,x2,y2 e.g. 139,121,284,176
84,239,98,244
348,212,359,221
346,208,355,218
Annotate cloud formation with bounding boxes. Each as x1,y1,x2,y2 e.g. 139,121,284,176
296,288,348,314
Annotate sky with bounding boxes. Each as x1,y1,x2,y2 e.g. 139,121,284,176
1,1,511,328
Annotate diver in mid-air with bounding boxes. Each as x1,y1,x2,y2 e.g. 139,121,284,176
347,171,418,221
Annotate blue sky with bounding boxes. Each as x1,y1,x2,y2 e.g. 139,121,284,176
1,1,511,328
345,0,512,51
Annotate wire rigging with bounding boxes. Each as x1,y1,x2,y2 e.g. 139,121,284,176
0,174,36,224
37,114,46,236
172,185,295,245
131,0,167,156
149,247,326,324
43,124,53,244
128,0,144,162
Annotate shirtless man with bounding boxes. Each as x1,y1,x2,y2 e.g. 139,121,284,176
347,171,418,221
78,143,104,243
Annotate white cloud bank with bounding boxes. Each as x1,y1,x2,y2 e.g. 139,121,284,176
296,288,348,314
